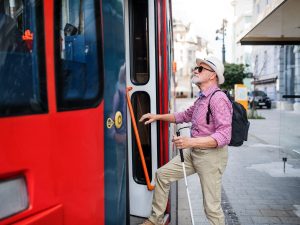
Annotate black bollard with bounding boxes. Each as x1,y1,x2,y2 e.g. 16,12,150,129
282,157,287,173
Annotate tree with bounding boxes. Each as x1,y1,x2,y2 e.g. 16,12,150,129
221,63,247,90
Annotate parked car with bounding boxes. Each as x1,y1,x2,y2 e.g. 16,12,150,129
248,90,272,109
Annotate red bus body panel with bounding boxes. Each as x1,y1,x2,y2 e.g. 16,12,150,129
0,1,105,225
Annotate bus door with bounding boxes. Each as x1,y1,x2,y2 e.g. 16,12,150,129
125,0,158,217
100,0,128,224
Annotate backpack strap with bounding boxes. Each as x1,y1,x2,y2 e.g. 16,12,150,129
206,89,222,124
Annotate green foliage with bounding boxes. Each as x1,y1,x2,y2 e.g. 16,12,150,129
221,63,248,90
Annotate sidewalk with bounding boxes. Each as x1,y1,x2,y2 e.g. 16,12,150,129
176,99,300,225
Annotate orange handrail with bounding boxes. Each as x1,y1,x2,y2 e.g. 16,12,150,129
126,87,155,191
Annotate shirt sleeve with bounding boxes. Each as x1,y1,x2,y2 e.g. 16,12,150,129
209,93,233,147
173,102,196,124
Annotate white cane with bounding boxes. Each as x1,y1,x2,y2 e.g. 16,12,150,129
176,130,195,225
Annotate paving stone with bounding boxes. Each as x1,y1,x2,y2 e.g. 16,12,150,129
279,217,300,224
260,209,290,217
251,216,281,224
238,209,262,216
237,216,253,224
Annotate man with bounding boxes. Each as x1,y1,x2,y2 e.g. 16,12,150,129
139,56,233,225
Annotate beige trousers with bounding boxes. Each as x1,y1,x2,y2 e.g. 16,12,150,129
148,146,228,225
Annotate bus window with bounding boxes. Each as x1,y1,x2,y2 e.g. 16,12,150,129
0,0,48,117
54,0,103,111
130,0,149,85
131,91,152,184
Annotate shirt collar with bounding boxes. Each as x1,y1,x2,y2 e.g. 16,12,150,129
197,92,205,98
199,84,219,97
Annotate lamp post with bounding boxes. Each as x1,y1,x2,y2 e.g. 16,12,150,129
216,19,228,64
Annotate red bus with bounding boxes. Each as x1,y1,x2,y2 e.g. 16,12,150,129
0,0,175,224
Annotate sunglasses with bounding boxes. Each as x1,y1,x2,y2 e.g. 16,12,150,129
194,66,214,73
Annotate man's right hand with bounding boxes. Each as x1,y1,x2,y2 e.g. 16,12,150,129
139,113,158,125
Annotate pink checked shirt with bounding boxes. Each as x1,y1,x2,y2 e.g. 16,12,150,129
174,85,233,147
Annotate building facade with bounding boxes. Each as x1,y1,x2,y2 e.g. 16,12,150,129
241,0,300,111
251,45,279,101
173,19,209,98
231,0,253,68
231,0,254,95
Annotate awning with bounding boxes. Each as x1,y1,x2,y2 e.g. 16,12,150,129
239,0,300,45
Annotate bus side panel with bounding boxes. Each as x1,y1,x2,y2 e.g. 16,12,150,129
12,204,64,225
0,109,105,225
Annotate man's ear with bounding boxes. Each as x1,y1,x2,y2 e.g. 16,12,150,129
210,73,217,81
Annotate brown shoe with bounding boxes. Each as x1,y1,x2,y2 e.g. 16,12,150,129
139,219,154,225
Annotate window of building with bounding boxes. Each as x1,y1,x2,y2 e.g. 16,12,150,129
263,50,268,75
54,0,103,111
274,46,278,73
188,50,193,61
256,3,260,15
0,0,48,117
254,55,258,75
180,49,183,61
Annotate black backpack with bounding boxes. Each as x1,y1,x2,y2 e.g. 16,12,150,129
206,90,250,147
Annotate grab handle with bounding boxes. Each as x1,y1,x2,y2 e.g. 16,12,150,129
126,87,155,191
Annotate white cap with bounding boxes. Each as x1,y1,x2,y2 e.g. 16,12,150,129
196,56,225,84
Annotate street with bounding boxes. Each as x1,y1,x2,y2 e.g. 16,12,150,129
176,99,300,225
